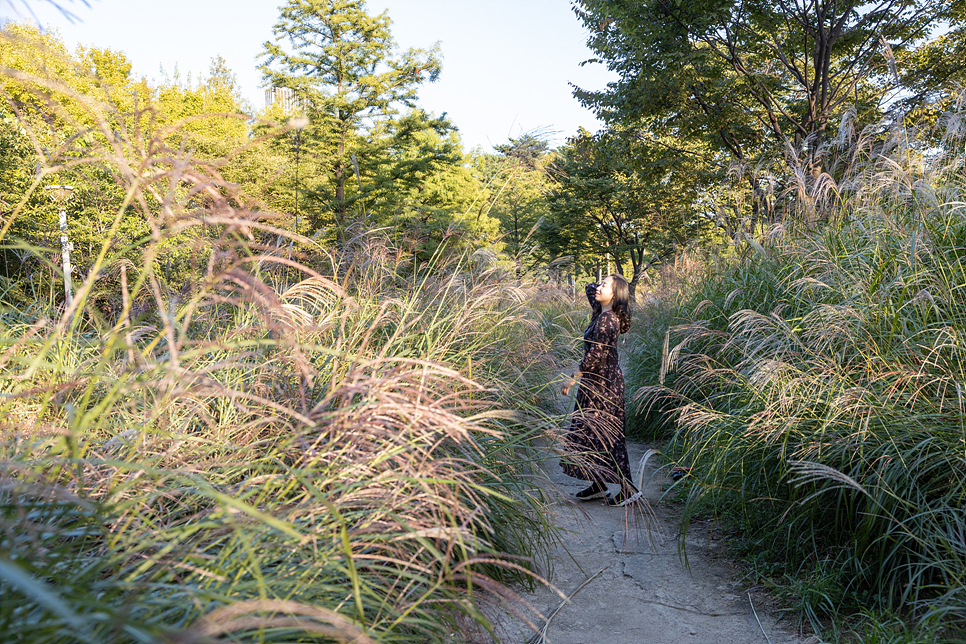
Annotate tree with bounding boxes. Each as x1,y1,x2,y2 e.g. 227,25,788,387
0,26,286,313
0,24,154,311
487,133,552,275
573,0,941,178
545,128,713,298
260,0,441,238
151,57,292,217
898,1,966,127
361,108,501,263
154,57,250,160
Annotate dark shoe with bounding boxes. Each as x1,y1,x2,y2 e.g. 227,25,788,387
605,490,643,507
575,481,609,501
671,466,691,481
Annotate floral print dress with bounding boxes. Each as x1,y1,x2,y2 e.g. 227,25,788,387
561,283,633,485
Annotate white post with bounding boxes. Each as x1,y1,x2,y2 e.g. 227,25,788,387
47,185,75,311
58,204,73,308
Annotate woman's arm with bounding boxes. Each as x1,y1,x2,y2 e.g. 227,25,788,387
586,282,602,318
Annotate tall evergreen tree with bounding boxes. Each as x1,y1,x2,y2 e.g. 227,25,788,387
490,133,551,271
260,0,441,237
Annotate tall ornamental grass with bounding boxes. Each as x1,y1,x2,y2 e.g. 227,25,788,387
0,38,564,643
623,251,714,440
636,96,966,635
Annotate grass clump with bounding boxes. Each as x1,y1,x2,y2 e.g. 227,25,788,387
634,97,966,638
0,39,566,643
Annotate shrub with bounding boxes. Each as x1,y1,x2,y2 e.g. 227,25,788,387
634,96,966,635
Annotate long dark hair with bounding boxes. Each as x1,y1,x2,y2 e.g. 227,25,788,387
608,274,631,334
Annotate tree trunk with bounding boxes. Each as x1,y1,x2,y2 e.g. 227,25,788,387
628,236,649,304
335,124,347,242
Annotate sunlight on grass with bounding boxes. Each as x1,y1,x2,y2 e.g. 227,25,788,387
633,94,966,639
0,36,573,642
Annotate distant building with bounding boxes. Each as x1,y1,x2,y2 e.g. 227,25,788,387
265,87,302,114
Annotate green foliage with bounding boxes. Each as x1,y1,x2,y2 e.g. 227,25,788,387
545,128,715,295
0,25,284,312
481,133,553,271
153,57,251,161
0,241,567,641
362,109,501,263
0,22,585,639
573,0,938,165
897,1,966,129
0,84,570,644
850,611,951,644
251,0,501,263
260,0,442,234
0,16,494,319
623,299,681,439
569,0,960,246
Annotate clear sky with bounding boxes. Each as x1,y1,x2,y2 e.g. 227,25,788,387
2,0,617,152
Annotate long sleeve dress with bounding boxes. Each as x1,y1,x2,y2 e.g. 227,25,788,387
561,283,634,485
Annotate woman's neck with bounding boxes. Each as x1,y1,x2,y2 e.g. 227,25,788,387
601,303,613,313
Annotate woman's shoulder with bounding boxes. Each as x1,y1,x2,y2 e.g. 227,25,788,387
596,310,620,327
600,309,629,335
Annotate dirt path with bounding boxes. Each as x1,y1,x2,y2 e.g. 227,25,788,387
492,439,816,644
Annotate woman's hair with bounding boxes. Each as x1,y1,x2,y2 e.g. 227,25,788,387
608,274,631,334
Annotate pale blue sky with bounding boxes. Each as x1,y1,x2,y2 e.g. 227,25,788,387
2,0,617,151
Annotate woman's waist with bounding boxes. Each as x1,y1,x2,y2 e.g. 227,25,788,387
580,369,623,380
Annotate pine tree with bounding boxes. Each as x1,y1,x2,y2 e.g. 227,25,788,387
260,0,441,238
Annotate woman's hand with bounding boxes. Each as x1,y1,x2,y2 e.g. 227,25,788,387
561,371,580,396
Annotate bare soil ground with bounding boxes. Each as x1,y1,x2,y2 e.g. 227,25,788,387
489,439,818,644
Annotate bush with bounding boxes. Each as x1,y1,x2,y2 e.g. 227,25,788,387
633,98,966,637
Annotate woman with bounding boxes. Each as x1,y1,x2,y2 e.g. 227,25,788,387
560,274,640,506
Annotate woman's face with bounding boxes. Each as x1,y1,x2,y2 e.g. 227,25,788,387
595,276,615,307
